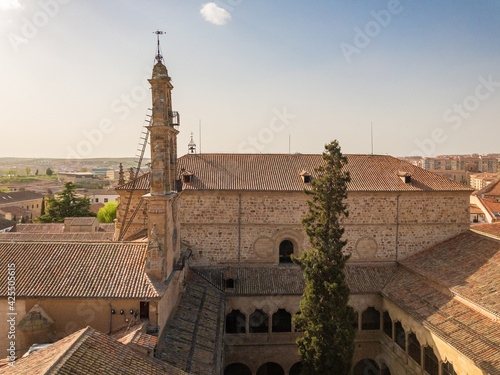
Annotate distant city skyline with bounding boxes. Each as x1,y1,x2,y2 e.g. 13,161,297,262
0,1,499,158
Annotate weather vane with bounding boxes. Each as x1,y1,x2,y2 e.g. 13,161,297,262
153,30,165,63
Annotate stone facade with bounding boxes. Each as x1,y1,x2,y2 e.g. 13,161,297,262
179,190,470,265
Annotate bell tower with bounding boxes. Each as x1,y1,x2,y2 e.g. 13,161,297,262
144,30,181,281
148,30,179,195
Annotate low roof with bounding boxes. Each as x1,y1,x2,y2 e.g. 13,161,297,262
471,222,500,239
0,218,15,230
0,241,163,299
474,179,500,196
0,191,43,204
0,232,114,242
0,326,186,375
192,263,396,295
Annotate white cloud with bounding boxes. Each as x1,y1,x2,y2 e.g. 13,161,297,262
200,2,231,26
0,0,23,11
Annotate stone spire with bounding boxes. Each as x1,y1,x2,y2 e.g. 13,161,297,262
118,163,125,185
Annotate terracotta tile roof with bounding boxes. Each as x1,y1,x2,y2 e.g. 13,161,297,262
98,223,115,232
0,206,32,218
0,232,114,242
479,197,500,221
192,264,396,295
474,179,500,196
0,191,43,204
116,172,150,191
0,218,15,231
470,203,484,215
382,268,500,375
14,223,65,233
157,271,225,375
118,329,158,352
0,326,187,375
0,241,163,299
401,231,500,316
117,154,472,192
67,217,98,226
177,154,472,192
471,222,500,239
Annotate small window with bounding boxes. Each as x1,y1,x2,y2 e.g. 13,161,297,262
32,205,34,208
95,198,99,203
139,301,149,320
104,198,108,203
279,240,294,263
36,204,39,208
442,362,457,375
225,278,235,289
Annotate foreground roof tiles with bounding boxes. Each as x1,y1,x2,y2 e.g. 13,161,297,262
177,154,471,192
402,231,500,315
0,241,162,299
383,268,500,375
0,232,114,242
471,222,500,239
0,326,186,375
157,271,225,375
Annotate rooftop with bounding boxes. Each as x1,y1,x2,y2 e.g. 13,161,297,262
0,241,163,299
0,326,186,375
0,191,43,204
474,179,500,197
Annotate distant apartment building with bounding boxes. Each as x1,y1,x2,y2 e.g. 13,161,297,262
84,189,119,205
106,169,120,180
58,172,98,183
469,172,497,191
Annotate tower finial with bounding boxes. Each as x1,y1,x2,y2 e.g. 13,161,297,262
188,132,197,154
153,29,165,63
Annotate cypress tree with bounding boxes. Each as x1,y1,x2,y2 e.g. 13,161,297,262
293,140,356,374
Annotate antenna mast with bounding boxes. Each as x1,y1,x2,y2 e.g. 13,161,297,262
153,29,165,63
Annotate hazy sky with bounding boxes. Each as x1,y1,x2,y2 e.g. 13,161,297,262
0,1,499,159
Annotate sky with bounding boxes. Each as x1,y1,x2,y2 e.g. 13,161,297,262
0,0,499,159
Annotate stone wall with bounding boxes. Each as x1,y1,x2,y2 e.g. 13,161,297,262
179,190,470,265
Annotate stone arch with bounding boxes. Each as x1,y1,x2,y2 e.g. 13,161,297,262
225,310,246,334
289,362,302,375
272,309,291,332
224,363,252,375
257,362,285,375
272,229,304,262
424,346,439,375
249,309,268,333
407,332,422,365
361,307,380,330
353,359,380,375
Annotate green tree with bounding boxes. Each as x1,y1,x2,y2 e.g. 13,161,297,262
20,216,26,223
46,168,53,176
40,198,46,216
37,182,95,223
293,140,356,375
6,170,16,176
25,167,31,176
97,201,118,223
0,187,9,193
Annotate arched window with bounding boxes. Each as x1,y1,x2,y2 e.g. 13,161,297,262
394,321,406,350
408,332,421,365
361,307,380,330
257,362,285,375
249,309,268,333
353,359,380,375
442,361,457,375
225,363,252,375
225,310,245,334
424,346,439,375
383,311,392,338
272,309,291,332
279,240,294,263
225,278,235,289
289,362,302,375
